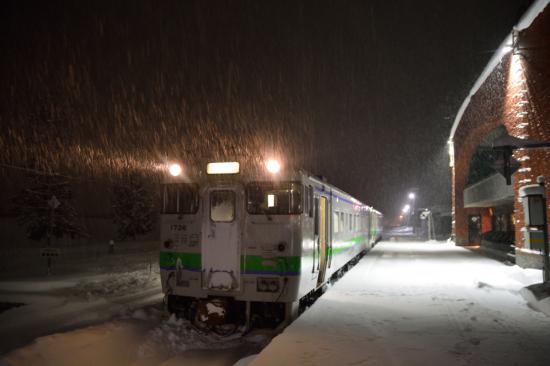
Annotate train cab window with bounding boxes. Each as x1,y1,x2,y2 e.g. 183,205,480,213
303,185,309,216
210,190,235,222
162,183,199,214
246,182,302,215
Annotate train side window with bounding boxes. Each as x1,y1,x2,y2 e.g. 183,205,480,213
302,185,308,215
308,186,314,217
210,190,235,222
339,212,345,233
303,185,314,217
333,212,339,233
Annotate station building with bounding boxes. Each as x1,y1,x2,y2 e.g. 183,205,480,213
449,0,550,268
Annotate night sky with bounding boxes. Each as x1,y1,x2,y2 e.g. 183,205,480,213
0,0,533,221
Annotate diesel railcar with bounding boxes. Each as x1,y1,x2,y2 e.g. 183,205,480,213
159,160,382,327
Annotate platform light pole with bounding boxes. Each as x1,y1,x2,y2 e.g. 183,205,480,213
408,191,416,230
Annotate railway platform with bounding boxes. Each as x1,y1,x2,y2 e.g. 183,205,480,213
246,241,550,366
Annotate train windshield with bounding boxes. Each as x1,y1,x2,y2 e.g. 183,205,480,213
162,183,200,214
246,181,302,215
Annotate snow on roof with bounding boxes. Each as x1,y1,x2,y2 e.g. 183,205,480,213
448,0,550,141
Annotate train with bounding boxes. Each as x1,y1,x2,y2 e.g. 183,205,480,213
159,160,382,328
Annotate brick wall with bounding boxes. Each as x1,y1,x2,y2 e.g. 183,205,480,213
452,9,550,250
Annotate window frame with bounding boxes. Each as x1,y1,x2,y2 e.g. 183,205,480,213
162,183,200,214
245,181,303,215
210,190,236,223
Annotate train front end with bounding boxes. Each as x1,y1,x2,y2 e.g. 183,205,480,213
160,160,303,327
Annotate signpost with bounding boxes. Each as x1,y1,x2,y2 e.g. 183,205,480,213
41,247,60,275
42,195,61,275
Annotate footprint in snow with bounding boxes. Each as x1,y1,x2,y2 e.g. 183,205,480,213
469,338,481,346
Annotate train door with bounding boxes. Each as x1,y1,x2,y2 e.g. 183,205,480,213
201,187,241,291
316,196,328,287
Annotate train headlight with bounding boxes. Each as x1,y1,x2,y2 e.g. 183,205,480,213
265,159,281,174
257,277,280,293
169,163,182,177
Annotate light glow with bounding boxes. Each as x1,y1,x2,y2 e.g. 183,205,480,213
501,44,513,55
169,163,182,177
402,204,411,213
207,162,240,174
267,194,276,207
448,139,455,167
265,159,281,174
408,193,416,200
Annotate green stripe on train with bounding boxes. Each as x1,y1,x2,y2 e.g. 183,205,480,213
159,251,301,273
330,235,366,255
241,255,301,273
160,234,367,272
160,251,202,269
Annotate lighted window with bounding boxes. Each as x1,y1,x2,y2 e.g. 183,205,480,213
246,182,302,215
267,194,276,208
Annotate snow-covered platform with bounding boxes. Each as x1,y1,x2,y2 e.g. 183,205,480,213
248,241,550,366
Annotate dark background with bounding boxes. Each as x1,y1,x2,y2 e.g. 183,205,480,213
0,0,534,222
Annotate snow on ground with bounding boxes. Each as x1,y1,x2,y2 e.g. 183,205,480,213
3,241,550,366
249,241,550,366
0,265,274,365
1,305,273,366
0,267,162,354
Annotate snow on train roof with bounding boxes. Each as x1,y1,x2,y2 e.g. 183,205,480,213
448,0,549,141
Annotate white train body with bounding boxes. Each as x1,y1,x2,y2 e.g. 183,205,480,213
159,168,382,324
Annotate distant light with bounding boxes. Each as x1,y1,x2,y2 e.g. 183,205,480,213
265,159,281,174
402,204,411,213
169,163,182,177
408,193,416,200
207,162,240,175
